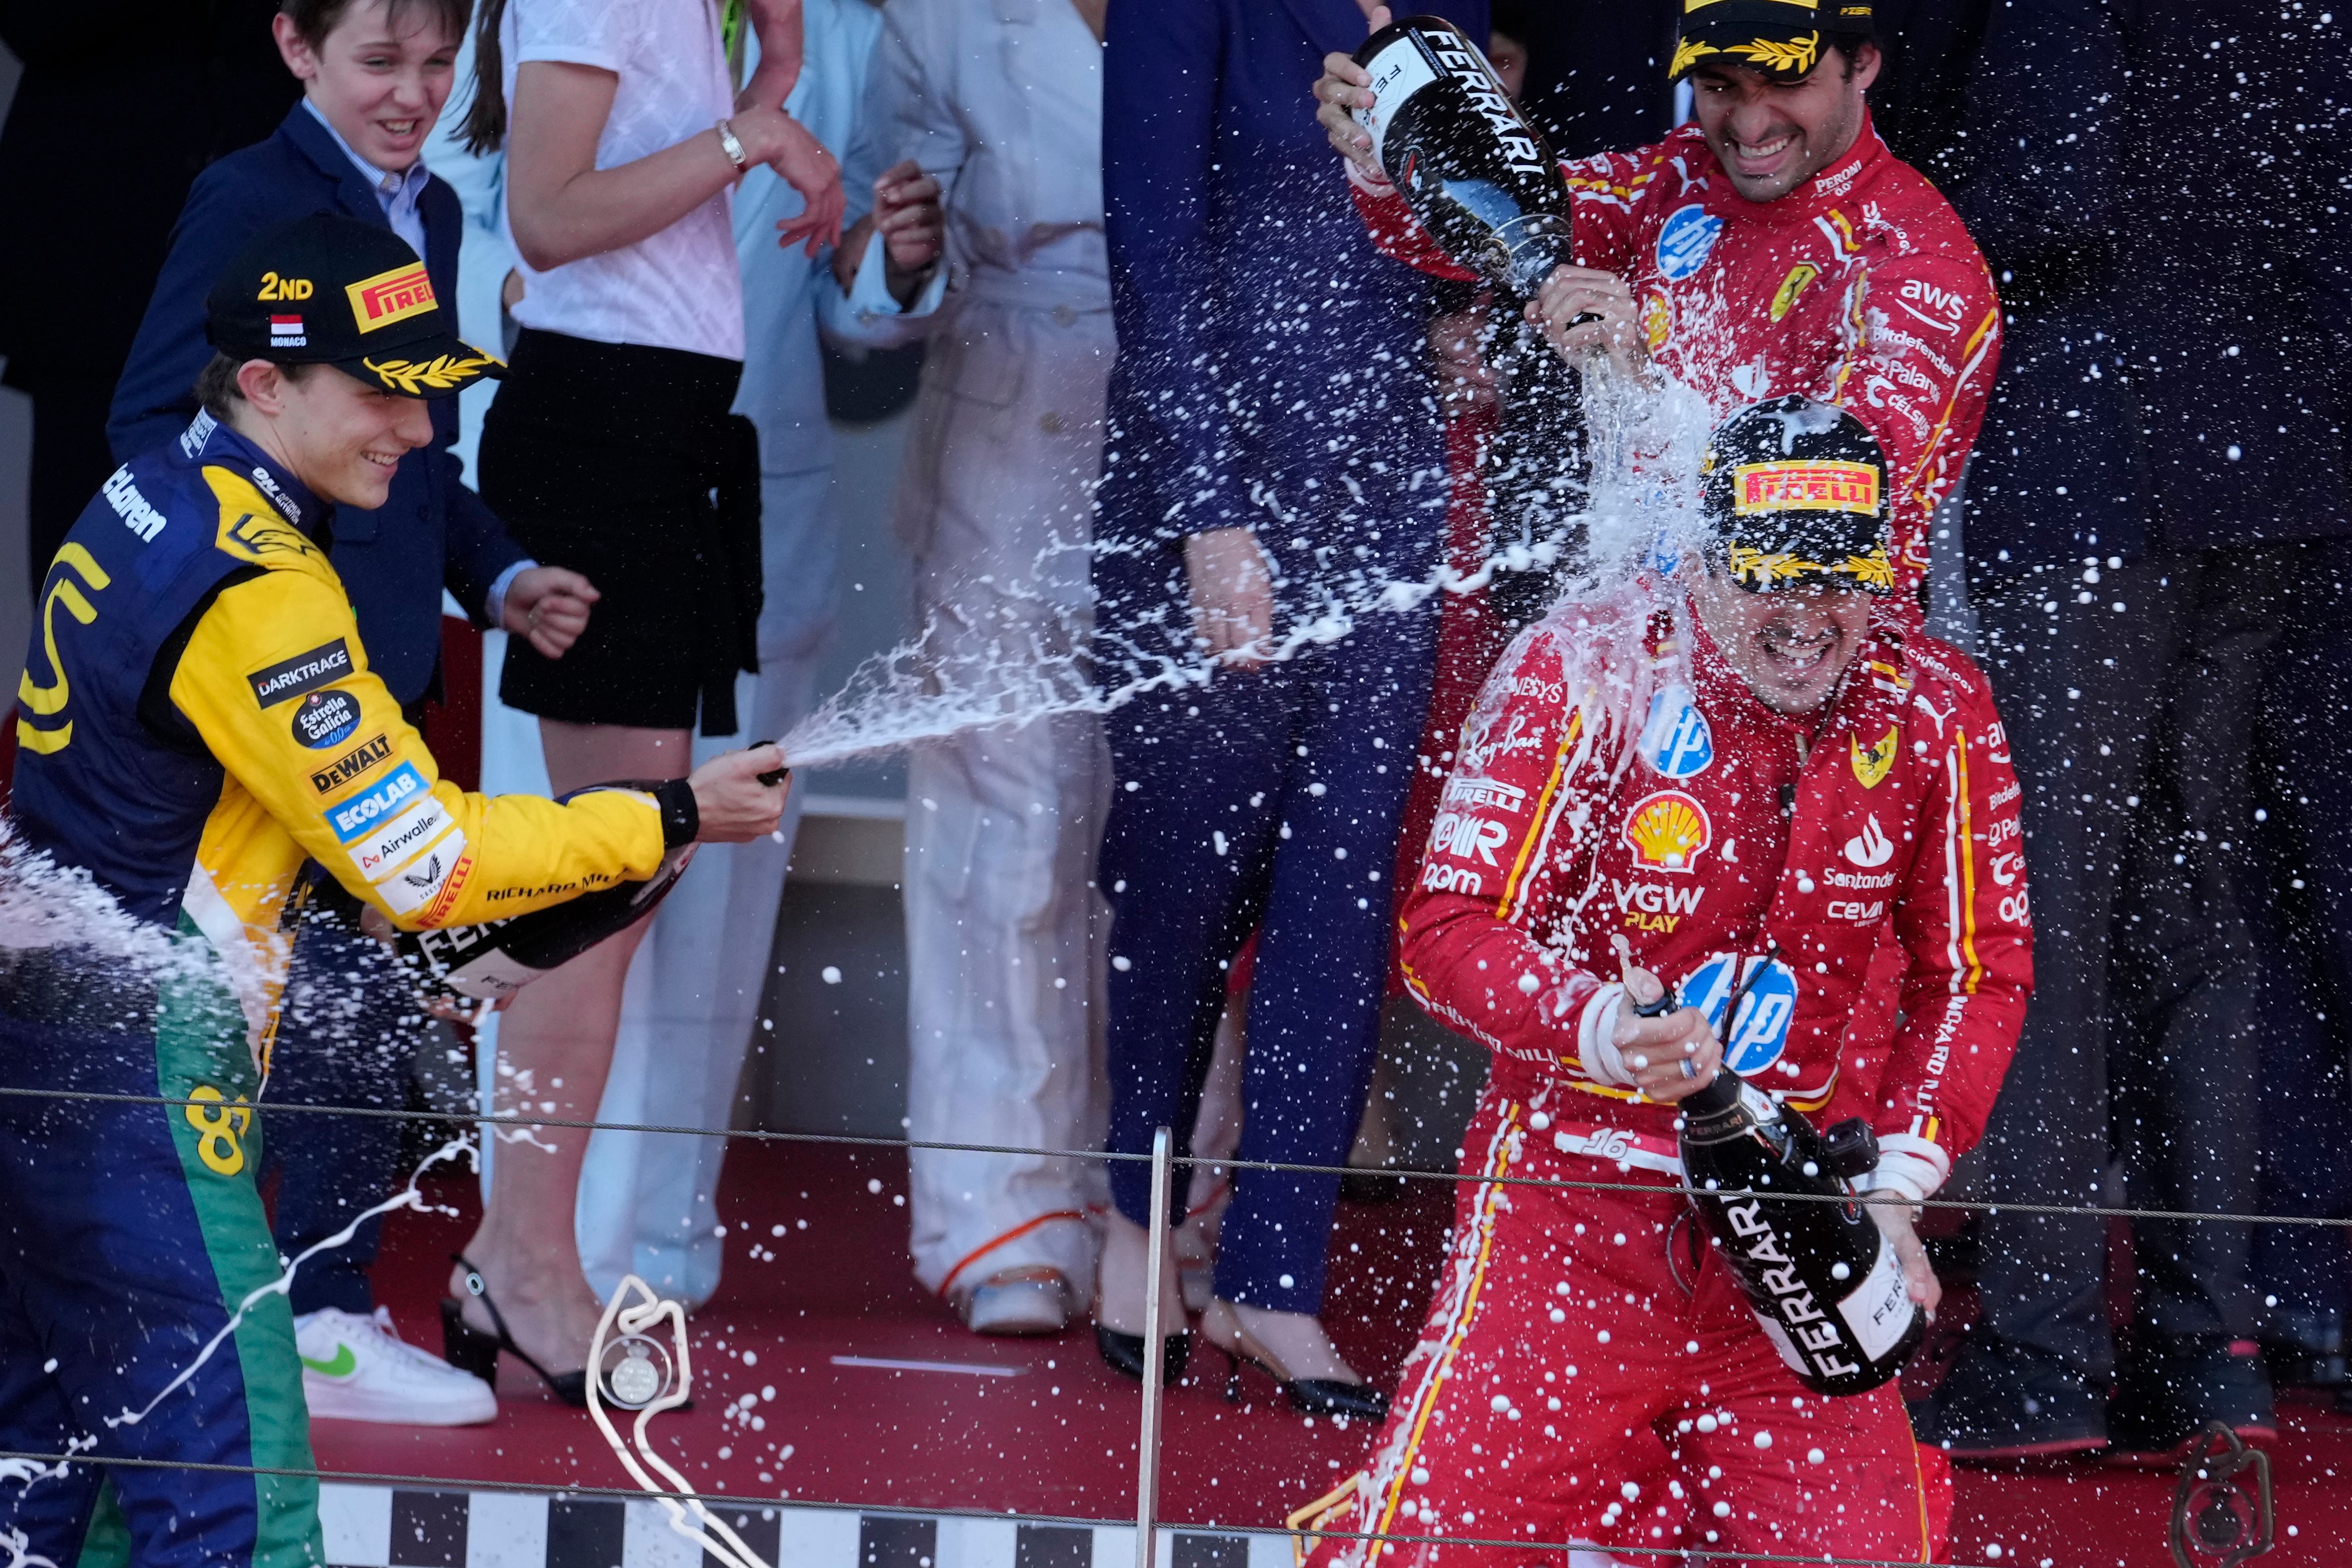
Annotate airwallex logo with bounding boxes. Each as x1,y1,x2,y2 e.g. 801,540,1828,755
326,762,427,845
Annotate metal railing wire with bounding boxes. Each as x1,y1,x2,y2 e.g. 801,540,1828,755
0,1080,2345,1230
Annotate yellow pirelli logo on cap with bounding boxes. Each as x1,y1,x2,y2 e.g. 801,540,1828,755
1733,460,1879,514
346,263,436,333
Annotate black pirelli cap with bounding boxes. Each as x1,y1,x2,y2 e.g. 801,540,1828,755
205,211,502,399
1698,395,1893,595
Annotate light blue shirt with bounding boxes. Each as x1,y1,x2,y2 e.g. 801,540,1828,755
302,98,432,259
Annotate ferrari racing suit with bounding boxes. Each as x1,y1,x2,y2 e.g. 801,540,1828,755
1352,114,2000,603
1297,589,2032,1565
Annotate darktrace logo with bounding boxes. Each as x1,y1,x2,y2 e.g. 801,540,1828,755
247,640,352,707
310,733,392,793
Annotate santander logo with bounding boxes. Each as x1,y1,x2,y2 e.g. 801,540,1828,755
1844,815,1894,869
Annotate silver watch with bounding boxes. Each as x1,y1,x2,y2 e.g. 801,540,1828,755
714,118,749,173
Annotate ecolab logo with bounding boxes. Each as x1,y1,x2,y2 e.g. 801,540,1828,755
326,762,427,844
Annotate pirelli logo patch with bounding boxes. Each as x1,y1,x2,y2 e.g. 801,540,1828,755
311,733,392,794
249,640,353,707
346,262,436,334
1733,461,1880,515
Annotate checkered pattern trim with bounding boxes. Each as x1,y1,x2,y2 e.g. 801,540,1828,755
318,1485,1291,1568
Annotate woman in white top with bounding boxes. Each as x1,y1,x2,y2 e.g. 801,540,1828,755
443,0,839,1399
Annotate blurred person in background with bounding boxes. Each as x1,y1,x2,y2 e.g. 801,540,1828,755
441,0,841,1396
0,2,298,588
568,0,886,1315
1913,0,2352,1462
1087,0,1486,1415
824,0,1111,1340
105,0,597,1427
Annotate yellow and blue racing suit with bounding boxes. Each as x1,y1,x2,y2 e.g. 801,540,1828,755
0,412,674,1568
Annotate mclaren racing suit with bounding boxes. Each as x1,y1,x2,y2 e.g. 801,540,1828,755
1296,591,2031,1566
1351,115,2000,603
0,413,675,1568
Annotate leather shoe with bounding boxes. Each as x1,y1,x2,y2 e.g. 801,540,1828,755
2107,1336,2275,1465
1908,1334,2106,1461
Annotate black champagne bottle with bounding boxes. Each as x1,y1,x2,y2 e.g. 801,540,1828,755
1351,17,1572,295
1678,1070,1925,1396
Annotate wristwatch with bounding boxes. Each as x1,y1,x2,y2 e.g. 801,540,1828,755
714,118,749,174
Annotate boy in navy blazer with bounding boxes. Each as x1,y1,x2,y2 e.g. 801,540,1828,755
105,0,597,1429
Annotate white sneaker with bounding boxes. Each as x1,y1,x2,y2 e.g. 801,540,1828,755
960,1268,1072,1336
295,1307,498,1426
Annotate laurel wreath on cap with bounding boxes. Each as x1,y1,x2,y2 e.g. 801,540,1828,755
1671,30,1821,77
362,353,496,394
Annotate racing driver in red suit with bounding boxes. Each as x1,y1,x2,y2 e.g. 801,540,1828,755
1292,387,2032,1566
1318,0,2000,611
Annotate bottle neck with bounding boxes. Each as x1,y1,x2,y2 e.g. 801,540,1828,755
1681,1069,1746,1120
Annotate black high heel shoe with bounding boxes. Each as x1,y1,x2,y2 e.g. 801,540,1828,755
440,1252,589,1407
1201,1299,1388,1421
1094,1323,1190,1385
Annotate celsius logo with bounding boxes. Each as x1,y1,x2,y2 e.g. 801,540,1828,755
1844,815,1895,869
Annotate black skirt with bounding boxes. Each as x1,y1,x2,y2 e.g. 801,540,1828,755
480,327,762,734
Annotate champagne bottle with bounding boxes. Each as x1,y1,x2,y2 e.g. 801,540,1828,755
1351,16,1572,296
1678,1069,1925,1396
390,783,699,1001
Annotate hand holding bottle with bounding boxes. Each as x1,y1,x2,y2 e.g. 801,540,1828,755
1528,265,1650,376
1865,1196,1941,1315
1611,960,1722,1103
687,745,790,843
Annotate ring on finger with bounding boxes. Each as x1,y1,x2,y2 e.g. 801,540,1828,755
1679,1058,1697,1079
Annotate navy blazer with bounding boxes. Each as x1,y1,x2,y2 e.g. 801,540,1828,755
1096,0,1486,617
108,103,526,708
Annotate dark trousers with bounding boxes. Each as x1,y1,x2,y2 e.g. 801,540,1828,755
263,915,424,1318
1966,543,2321,1373
2247,557,2352,1313
0,963,320,1568
1100,612,1436,1314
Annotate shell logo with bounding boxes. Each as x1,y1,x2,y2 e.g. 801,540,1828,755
1640,291,1672,353
1622,789,1712,874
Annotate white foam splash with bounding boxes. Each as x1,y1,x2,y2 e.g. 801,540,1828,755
781,365,1714,771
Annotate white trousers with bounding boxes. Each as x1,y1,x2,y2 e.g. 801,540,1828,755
902,298,1114,1300
477,463,837,1307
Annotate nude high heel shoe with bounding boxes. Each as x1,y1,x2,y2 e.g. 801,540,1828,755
1200,1298,1388,1421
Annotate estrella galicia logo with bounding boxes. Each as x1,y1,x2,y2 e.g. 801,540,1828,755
291,690,360,749
310,733,391,793
326,762,427,844
1679,953,1800,1075
1637,685,1714,779
247,639,352,707
1656,203,1725,282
